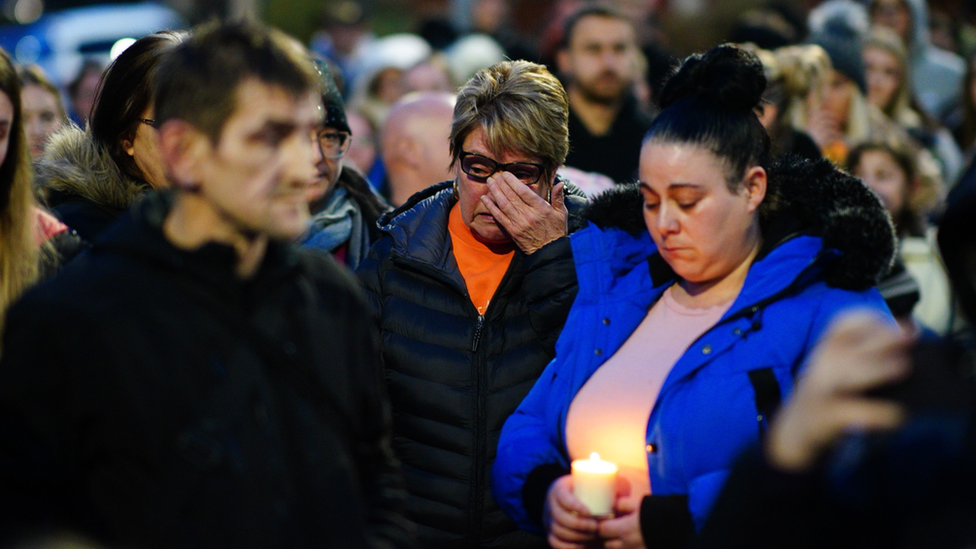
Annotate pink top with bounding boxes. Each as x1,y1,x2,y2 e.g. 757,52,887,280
565,286,732,503
34,208,67,246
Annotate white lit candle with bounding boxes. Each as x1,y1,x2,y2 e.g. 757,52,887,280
571,452,618,517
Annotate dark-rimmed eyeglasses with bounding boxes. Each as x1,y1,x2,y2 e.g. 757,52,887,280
459,151,546,186
139,118,158,129
314,129,352,159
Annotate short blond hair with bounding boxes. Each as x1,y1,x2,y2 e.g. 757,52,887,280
449,60,569,180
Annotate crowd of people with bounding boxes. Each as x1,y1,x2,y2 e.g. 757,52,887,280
0,0,974,548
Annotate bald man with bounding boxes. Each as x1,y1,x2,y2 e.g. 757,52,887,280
380,91,456,206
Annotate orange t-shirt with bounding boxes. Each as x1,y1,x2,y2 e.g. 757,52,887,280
448,205,515,315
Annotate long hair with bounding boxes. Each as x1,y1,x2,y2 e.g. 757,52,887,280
0,47,41,338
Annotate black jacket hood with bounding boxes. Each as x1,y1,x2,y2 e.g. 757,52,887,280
582,156,897,291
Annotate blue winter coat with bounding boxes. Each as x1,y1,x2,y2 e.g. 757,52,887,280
492,159,898,537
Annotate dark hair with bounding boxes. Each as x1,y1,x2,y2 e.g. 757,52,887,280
155,20,318,144
647,43,771,188
66,59,102,102
559,3,628,51
89,31,185,185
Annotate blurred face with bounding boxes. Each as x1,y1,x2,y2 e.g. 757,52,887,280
871,0,913,44
864,45,901,110
639,141,764,286
558,14,638,104
345,110,376,173
306,122,346,204
455,125,553,244
821,69,855,125
191,80,320,241
124,108,168,189
21,84,62,159
853,148,908,217
0,90,13,167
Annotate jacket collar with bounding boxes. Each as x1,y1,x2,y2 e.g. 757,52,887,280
93,191,300,299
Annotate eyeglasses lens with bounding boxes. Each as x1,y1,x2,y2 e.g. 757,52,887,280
317,131,351,158
461,154,541,185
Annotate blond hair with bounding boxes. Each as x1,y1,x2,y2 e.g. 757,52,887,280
449,60,569,182
0,49,42,339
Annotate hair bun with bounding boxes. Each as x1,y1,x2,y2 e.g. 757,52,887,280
658,44,766,112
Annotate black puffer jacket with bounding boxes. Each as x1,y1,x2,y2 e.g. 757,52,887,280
356,180,587,549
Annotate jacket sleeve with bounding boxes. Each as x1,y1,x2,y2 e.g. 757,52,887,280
355,236,390,335
521,235,579,358
798,286,893,376
343,274,414,549
491,359,570,534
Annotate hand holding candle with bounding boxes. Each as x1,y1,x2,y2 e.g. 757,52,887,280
571,452,618,517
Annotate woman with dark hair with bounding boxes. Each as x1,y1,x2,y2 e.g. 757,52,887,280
37,31,185,240
492,44,895,549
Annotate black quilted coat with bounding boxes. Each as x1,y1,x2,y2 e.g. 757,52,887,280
357,180,587,549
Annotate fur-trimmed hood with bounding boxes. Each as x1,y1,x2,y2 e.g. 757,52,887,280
581,155,897,291
36,124,146,211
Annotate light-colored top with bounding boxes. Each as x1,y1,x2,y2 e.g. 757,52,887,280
565,286,732,502
448,204,515,315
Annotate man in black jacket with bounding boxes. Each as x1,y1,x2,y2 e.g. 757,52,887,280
0,21,411,549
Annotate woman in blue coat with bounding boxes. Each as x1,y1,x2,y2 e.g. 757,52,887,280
491,45,897,549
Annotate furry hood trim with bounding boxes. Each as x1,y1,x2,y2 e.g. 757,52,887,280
36,124,146,210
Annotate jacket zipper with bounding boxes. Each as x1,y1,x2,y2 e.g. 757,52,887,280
471,314,484,352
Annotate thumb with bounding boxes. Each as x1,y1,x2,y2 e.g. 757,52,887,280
550,181,566,210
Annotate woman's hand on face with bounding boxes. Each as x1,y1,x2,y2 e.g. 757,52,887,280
481,173,568,255
598,495,646,549
766,310,912,472
544,475,601,549
805,103,843,151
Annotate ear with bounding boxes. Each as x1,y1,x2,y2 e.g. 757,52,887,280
743,165,767,213
158,119,210,191
122,136,136,158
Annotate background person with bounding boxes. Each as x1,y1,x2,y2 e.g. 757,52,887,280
847,141,955,335
357,59,588,549
492,45,895,549
556,4,651,184
300,59,388,269
0,49,81,345
17,65,66,161
379,91,455,206
37,31,185,240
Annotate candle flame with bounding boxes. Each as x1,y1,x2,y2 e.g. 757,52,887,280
590,452,600,461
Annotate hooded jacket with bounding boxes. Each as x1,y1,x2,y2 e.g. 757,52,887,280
491,157,897,545
356,179,587,549
37,125,146,241
0,192,411,549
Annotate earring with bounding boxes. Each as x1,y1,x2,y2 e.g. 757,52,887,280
547,186,552,204
453,179,459,200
